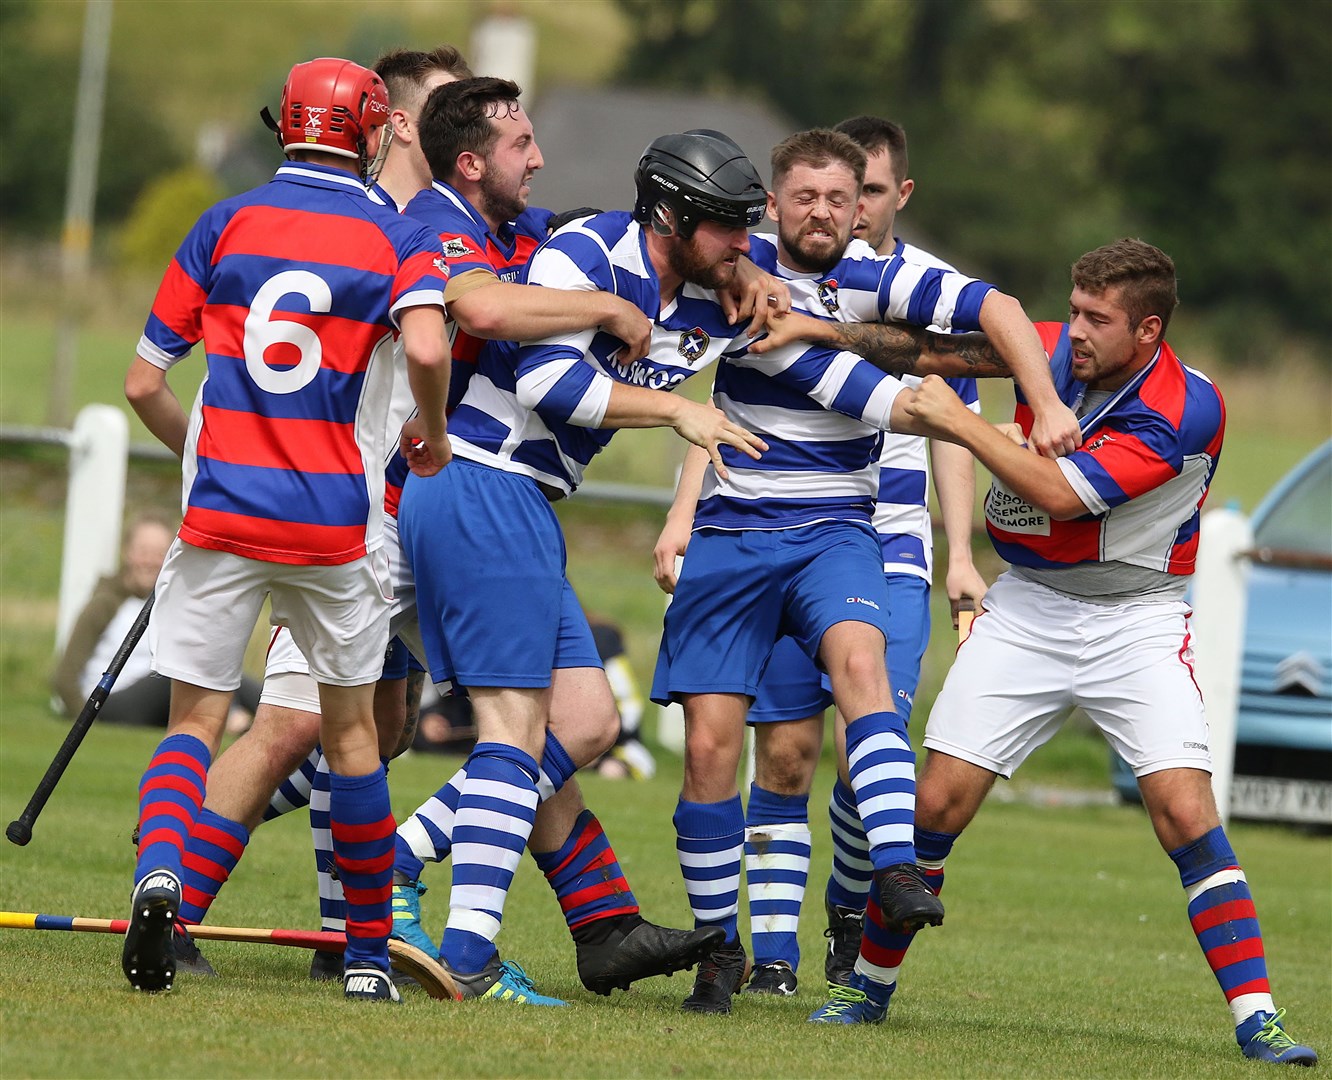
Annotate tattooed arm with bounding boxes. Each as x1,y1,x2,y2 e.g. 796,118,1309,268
745,309,1012,378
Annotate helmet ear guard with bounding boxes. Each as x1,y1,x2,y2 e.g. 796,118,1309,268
650,201,676,237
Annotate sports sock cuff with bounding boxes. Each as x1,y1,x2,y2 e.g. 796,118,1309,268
328,762,388,792
845,710,907,753
470,741,541,786
746,783,809,825
673,794,744,840
195,807,250,847
1169,825,1238,887
914,828,958,864
830,777,857,814
531,807,595,874
541,731,578,791
159,731,213,769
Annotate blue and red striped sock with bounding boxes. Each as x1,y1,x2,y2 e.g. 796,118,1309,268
134,733,210,885
1172,826,1275,1025
179,808,249,923
533,809,639,932
857,827,954,988
329,764,395,972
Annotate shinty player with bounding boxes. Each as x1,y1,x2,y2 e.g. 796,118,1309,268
394,128,784,1003
823,238,1319,1067
121,56,450,1003
166,46,474,983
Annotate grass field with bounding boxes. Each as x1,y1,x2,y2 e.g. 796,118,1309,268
1,444,1330,1077
0,709,1329,1079
2,229,1329,1077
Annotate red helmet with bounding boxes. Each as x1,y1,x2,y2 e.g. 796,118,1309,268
272,57,390,160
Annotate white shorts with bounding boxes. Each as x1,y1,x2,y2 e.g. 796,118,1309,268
150,539,393,691
923,572,1210,779
258,515,422,711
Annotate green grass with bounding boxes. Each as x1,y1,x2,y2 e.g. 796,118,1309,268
0,710,1328,1078
2,247,1329,1076
1,457,1330,1078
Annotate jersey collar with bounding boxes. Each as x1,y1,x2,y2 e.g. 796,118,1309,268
273,162,371,196
429,180,518,251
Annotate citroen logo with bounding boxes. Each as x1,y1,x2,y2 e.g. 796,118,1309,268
1273,651,1324,697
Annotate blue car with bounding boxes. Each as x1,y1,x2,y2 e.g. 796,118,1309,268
1111,440,1332,825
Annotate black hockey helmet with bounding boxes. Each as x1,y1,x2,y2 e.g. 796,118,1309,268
633,130,767,238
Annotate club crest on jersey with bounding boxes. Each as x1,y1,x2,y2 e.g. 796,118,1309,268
303,106,327,141
432,255,449,275
678,327,710,363
1084,432,1116,453
817,279,840,313
441,238,471,258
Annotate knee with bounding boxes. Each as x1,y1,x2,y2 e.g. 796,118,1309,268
913,777,953,832
1150,794,1219,852
549,694,618,768
756,738,819,795
914,757,987,835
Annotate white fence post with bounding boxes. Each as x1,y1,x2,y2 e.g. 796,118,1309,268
55,404,129,652
1191,506,1253,825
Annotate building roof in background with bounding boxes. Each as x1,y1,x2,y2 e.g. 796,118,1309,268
529,85,792,226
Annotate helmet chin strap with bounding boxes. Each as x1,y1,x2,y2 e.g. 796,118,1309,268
364,125,393,187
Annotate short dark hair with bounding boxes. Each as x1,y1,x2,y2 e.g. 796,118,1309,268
834,115,909,186
770,128,866,190
373,46,472,112
419,76,523,183
1072,238,1179,334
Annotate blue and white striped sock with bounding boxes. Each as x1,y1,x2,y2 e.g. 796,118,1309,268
826,777,872,911
674,794,744,944
845,711,916,869
395,732,574,883
309,754,344,933
263,747,320,822
438,742,541,974
744,783,810,971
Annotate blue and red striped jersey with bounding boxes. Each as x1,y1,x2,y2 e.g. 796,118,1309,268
380,182,548,516
987,322,1225,574
137,162,448,565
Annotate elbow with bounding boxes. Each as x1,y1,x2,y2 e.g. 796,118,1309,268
1049,495,1088,521
514,382,542,412
451,296,505,340
415,341,452,375
124,365,156,409
982,290,1025,326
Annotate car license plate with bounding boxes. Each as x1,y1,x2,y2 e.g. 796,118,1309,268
1230,774,1332,825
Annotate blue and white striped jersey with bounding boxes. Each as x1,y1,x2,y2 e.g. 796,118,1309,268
733,234,983,576
444,212,747,495
692,236,993,535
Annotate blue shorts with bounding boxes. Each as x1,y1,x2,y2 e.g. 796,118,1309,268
747,573,930,724
380,635,426,681
399,459,601,689
651,521,890,704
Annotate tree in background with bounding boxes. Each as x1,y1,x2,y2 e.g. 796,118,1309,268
616,0,1331,351
0,0,182,241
